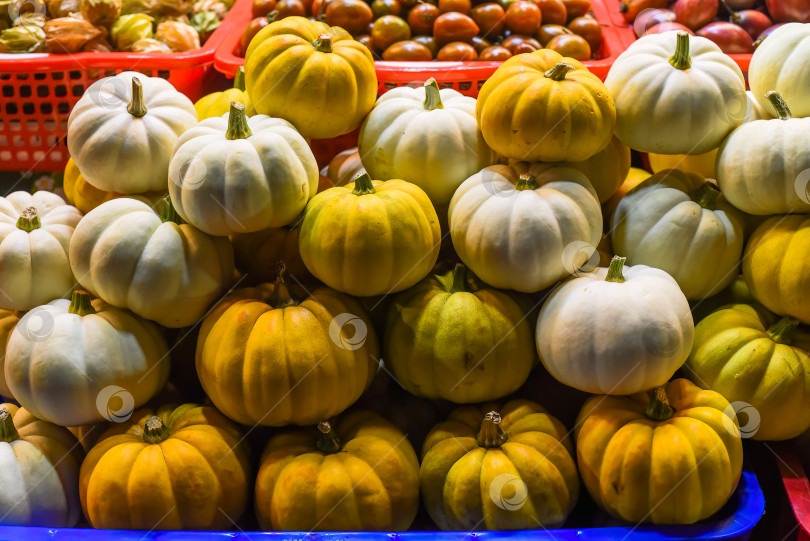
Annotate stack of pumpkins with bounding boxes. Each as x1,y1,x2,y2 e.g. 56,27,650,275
0,14,808,535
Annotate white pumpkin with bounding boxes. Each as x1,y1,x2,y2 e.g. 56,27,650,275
4,291,169,427
749,23,810,119
537,257,694,395
612,170,744,299
168,103,318,236
0,309,21,399
69,197,234,328
716,91,810,215
605,31,746,155
358,78,497,205
0,191,81,311
67,71,197,194
0,404,83,527
448,162,602,293
744,90,774,123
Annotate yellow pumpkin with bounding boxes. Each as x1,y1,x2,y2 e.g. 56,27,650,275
299,172,441,297
230,220,312,285
476,49,616,163
0,308,20,399
195,276,379,426
558,135,631,203
79,404,251,530
420,400,579,530
647,148,718,179
193,66,252,120
245,17,376,139
603,166,651,224
255,410,420,531
63,158,166,214
576,378,743,524
743,215,810,324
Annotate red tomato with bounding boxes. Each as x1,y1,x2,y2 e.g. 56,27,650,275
470,3,506,36
382,40,434,59
561,0,590,20
479,45,512,59
619,0,667,23
567,15,602,52
513,42,538,53
534,0,567,24
355,34,379,57
437,41,478,59
251,0,276,17
438,0,472,13
371,15,412,50
433,12,479,45
697,21,754,53
407,3,440,34
505,1,542,34
471,35,492,52
546,32,591,59
673,0,719,30
535,24,570,45
371,0,402,17
413,34,439,56
275,0,306,17
500,34,541,51
326,0,373,34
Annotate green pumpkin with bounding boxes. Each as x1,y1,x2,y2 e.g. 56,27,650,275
384,264,535,403
686,303,810,441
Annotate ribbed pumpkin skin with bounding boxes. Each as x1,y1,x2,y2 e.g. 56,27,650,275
231,224,311,284
420,400,579,530
0,309,20,398
79,404,251,530
576,379,743,525
63,158,165,215
687,304,810,440
558,135,631,203
196,283,379,426
255,410,420,531
245,17,376,139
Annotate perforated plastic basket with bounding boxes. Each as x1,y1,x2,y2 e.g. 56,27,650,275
775,443,810,540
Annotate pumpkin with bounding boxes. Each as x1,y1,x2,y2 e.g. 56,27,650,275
612,170,745,299
231,219,311,285
603,166,651,223
647,148,718,179
743,90,773,123
743,214,810,324
63,158,166,215
245,16,376,139
299,172,441,297
79,404,251,530
0,404,83,527
384,264,535,403
69,196,234,328
196,275,378,426
686,303,810,441
605,31,746,154
420,400,579,530
67,71,197,194
359,78,496,205
327,147,365,187
476,49,616,162
537,256,694,395
193,66,252,120
576,379,743,524
169,102,319,236
0,309,20,399
557,135,631,203
716,91,810,215
4,290,169,427
448,162,602,293
689,274,755,322
0,191,81,311
255,410,419,531
748,23,810,119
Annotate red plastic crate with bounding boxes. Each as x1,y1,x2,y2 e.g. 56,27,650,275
775,443,810,540
0,0,248,173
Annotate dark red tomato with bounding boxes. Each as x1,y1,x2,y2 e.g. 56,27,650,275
412,34,438,55
697,21,754,53
371,0,402,17
274,0,306,18
513,42,538,53
251,0,276,17
534,0,567,24
501,33,541,51
436,41,478,59
765,0,810,22
561,0,591,20
546,32,591,59
240,13,275,53
505,1,542,34
433,12,479,45
326,0,373,34
645,21,695,34
567,14,602,52
618,0,667,23
754,22,785,47
407,3,440,34
536,23,571,45
673,0,719,30
479,44,512,59
371,15,412,49
632,8,675,37
471,35,492,52
355,34,379,57
382,39,434,59
471,3,506,37
438,0,472,13
730,9,772,38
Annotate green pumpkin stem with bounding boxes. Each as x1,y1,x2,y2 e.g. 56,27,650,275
16,207,41,232
317,421,341,453
127,77,148,118
143,416,171,444
314,33,333,53
515,172,538,191
544,62,576,81
605,255,627,283
0,407,19,443
766,91,792,120
423,78,444,111
767,317,799,345
69,290,96,316
267,9,279,22
669,32,692,70
351,172,377,195
450,263,467,293
159,195,183,224
234,66,246,92
691,182,721,210
478,411,508,448
226,101,252,140
270,264,298,308
645,386,676,421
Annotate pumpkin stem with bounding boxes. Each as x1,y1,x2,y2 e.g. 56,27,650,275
127,77,148,118
16,207,41,232
351,172,377,196
314,33,333,53
767,317,799,345
423,78,444,111
669,31,692,70
234,66,246,92
477,411,508,448
515,172,538,191
0,407,19,443
605,255,627,283
143,416,171,444
317,421,341,453
765,91,792,120
69,290,96,316
619,0,628,13
450,263,467,293
226,101,252,140
267,9,279,22
690,182,720,211
159,195,183,224
270,264,298,308
544,62,576,81
645,386,676,421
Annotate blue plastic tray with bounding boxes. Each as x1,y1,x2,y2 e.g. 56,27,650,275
0,469,764,541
